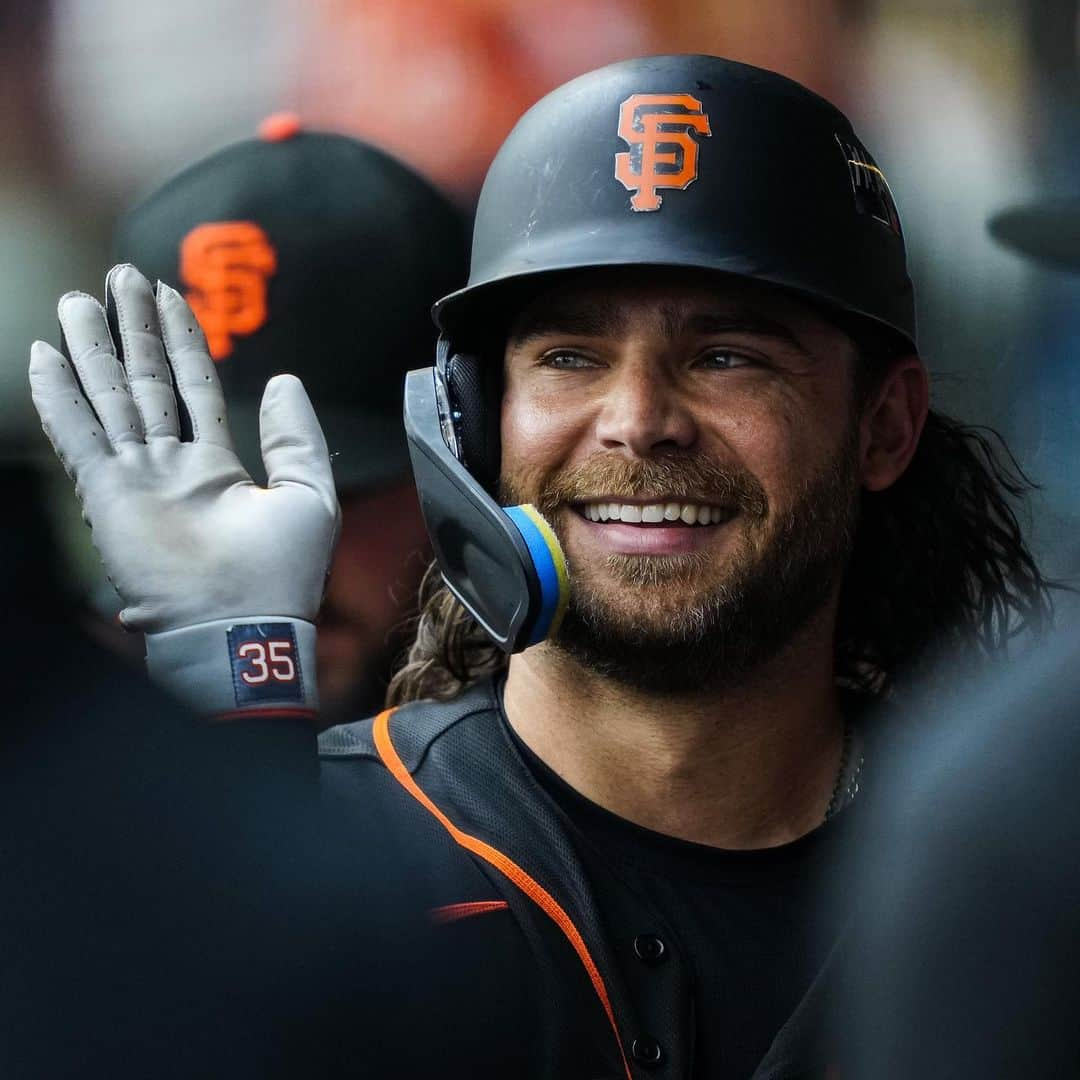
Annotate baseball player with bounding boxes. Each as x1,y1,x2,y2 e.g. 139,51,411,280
108,115,468,715
30,56,1054,1079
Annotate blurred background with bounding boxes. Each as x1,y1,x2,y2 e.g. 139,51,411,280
3,0,1078,642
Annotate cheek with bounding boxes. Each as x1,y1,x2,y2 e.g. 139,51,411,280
708,392,841,506
500,385,587,480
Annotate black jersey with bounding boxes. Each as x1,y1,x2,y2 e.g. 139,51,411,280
508,720,851,1079
318,677,862,1078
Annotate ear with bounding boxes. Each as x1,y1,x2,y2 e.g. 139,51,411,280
858,355,929,492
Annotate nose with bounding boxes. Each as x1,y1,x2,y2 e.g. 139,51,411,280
594,359,698,456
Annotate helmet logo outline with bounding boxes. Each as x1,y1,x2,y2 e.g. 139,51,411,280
614,93,712,212
180,221,278,360
835,135,903,238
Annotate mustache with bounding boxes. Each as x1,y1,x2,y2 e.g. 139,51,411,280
503,453,769,519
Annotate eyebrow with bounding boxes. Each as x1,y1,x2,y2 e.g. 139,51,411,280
509,302,812,358
509,304,625,345
678,312,812,357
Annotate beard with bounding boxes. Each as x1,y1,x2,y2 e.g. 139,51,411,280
500,435,860,694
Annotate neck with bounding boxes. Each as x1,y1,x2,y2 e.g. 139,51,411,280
502,607,844,849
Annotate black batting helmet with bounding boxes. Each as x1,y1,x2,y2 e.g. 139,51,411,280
438,53,914,348
406,53,917,655
430,53,916,491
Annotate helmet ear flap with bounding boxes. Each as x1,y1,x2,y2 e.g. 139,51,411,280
443,347,502,492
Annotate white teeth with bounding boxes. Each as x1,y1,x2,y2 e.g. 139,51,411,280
580,501,731,525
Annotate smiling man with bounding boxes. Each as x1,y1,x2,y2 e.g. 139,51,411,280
500,274,866,696
486,271,882,853
30,56,1054,1080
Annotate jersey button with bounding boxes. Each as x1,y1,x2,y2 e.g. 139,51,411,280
632,1036,664,1067
633,933,667,965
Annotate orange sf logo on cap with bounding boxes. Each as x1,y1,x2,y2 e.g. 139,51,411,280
180,221,277,360
614,93,712,212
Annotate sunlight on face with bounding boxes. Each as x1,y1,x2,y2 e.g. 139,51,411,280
499,268,862,689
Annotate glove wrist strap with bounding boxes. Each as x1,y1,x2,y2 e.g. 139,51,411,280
145,617,318,720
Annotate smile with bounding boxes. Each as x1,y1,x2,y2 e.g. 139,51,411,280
575,500,736,526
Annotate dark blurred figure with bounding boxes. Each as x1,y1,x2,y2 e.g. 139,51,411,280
842,88,1080,1072
111,115,469,716
989,0,1080,273
990,199,1080,273
985,0,1080,578
0,464,460,1077
839,620,1080,1079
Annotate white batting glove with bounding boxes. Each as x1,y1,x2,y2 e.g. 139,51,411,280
29,264,341,719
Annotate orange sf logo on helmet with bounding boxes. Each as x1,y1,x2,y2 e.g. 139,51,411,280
180,221,277,360
614,93,712,212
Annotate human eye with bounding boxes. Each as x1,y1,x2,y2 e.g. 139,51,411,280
539,349,602,370
695,349,756,371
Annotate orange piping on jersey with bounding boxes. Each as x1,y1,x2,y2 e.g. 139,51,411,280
430,900,510,925
373,709,632,1080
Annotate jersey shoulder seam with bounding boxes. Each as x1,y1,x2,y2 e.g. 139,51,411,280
317,691,498,770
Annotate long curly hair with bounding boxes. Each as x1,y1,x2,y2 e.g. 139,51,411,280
387,348,1058,706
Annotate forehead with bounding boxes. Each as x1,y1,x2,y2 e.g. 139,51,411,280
506,268,849,348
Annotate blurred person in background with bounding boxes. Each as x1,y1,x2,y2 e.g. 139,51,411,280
839,48,1080,1074
985,0,1080,579
2,95,473,1074
111,116,468,717
296,0,653,200
838,602,1080,1079
1,420,450,1080
29,54,1061,1078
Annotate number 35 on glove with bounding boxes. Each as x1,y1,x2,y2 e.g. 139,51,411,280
28,264,341,720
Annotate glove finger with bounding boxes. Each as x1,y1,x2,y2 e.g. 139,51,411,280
259,374,336,507
29,339,112,480
154,281,234,449
56,290,144,448
104,264,180,440
156,281,236,451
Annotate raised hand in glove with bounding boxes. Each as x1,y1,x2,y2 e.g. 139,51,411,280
29,264,340,719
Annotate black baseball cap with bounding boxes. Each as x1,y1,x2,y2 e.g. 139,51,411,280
113,114,469,490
